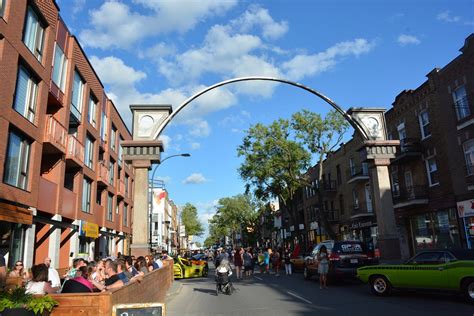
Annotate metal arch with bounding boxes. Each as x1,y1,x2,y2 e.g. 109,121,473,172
154,76,370,140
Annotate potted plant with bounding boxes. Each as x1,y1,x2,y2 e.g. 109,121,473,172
0,287,58,316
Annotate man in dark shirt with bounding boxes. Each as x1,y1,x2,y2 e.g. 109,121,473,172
116,259,129,284
104,260,124,291
0,255,6,288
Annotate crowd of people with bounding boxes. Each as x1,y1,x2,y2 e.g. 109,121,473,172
2,251,173,294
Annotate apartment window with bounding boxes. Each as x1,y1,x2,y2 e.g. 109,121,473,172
118,136,123,165
23,6,45,61
71,70,85,116
107,194,113,221
464,139,474,176
339,195,344,215
453,85,470,120
418,110,431,139
3,130,31,190
125,175,129,195
109,160,115,185
110,126,117,151
336,165,342,185
52,44,67,91
84,135,94,169
116,202,119,214
13,65,38,123
0,0,5,18
391,168,400,196
123,204,128,227
425,156,439,186
82,178,92,213
100,111,108,142
352,189,359,209
88,95,97,127
349,158,355,176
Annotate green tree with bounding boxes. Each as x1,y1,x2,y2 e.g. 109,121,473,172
181,203,204,236
291,109,349,239
237,119,311,227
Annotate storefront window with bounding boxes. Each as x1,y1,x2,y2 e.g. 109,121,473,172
0,222,24,268
409,209,461,253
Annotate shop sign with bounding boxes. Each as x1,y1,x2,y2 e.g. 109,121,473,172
79,221,99,238
310,221,318,230
457,199,474,218
298,224,304,230
350,220,375,230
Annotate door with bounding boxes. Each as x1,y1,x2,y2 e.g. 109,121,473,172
400,251,449,289
365,184,373,212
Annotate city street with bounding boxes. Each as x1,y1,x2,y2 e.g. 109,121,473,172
166,264,473,316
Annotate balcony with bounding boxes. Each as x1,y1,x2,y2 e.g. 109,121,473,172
322,180,337,193
117,179,126,198
69,105,82,126
43,115,67,154
391,138,422,164
347,165,369,184
48,80,65,109
97,162,109,187
66,135,84,167
392,185,428,209
38,177,58,214
350,205,374,220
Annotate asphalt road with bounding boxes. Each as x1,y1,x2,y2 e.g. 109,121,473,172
166,264,474,316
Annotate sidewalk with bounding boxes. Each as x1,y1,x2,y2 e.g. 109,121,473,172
166,280,183,301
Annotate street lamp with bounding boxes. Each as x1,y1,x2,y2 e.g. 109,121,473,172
148,153,191,253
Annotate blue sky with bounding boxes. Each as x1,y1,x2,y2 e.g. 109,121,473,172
57,0,473,241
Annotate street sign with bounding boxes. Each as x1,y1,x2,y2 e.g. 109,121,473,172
112,303,165,316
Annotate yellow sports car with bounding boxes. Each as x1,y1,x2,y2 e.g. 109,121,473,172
173,256,209,279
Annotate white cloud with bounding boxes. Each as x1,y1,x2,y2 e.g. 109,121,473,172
231,5,289,40
80,0,238,49
397,34,421,46
190,142,201,150
437,10,461,23
185,118,211,138
158,134,172,151
90,56,146,88
72,0,86,14
282,38,375,81
183,173,208,184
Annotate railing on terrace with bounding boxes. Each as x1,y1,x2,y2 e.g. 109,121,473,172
66,135,84,164
44,115,67,151
392,185,428,205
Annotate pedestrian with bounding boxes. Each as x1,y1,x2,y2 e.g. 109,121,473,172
283,247,292,275
234,247,243,280
317,245,329,289
257,250,264,273
272,249,281,276
243,248,253,278
264,248,271,274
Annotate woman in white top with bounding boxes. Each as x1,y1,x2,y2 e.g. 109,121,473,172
25,264,58,294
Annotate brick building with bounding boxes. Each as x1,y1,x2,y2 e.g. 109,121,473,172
0,0,134,269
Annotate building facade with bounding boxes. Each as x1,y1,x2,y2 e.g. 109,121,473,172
0,0,134,269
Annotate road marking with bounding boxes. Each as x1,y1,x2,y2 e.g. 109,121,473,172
254,276,263,281
286,291,312,304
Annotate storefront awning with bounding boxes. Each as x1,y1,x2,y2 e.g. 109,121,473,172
0,201,33,225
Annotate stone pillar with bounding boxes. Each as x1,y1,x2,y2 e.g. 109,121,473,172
369,158,401,261
130,159,152,257
48,214,62,267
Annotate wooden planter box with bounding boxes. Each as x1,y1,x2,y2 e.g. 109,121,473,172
49,263,173,316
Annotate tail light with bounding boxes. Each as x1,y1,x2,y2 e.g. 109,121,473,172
329,252,340,261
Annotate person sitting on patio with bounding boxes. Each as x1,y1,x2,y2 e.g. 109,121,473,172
25,264,59,294
61,266,94,293
103,259,124,291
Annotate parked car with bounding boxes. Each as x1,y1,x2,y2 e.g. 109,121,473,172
290,254,311,271
173,256,209,279
357,249,474,303
304,240,377,281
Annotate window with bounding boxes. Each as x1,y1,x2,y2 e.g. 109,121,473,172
336,165,342,185
88,95,97,127
425,156,439,186
391,168,400,196
71,70,85,117
418,110,431,139
52,44,67,91
84,135,94,169
339,195,344,215
125,175,129,195
349,158,355,176
3,130,31,190
0,0,5,18
107,194,113,221
23,6,45,61
464,139,474,175
453,85,470,120
82,178,92,213
123,204,128,227
109,160,115,185
13,65,38,123
100,111,107,142
110,126,117,151
352,189,359,209
118,136,123,165
116,202,119,214
409,252,443,265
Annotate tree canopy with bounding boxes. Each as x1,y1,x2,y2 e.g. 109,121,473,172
181,203,204,237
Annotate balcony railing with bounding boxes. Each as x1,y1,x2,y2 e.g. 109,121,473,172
392,138,422,164
117,179,126,198
347,165,369,183
351,206,374,219
44,115,67,152
322,180,337,192
66,135,84,165
455,95,471,121
97,161,109,186
326,210,339,221
392,185,428,206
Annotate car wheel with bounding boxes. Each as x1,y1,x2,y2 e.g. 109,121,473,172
303,266,311,280
462,278,474,304
369,275,392,296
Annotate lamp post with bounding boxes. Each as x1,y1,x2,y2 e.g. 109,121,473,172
148,153,190,253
